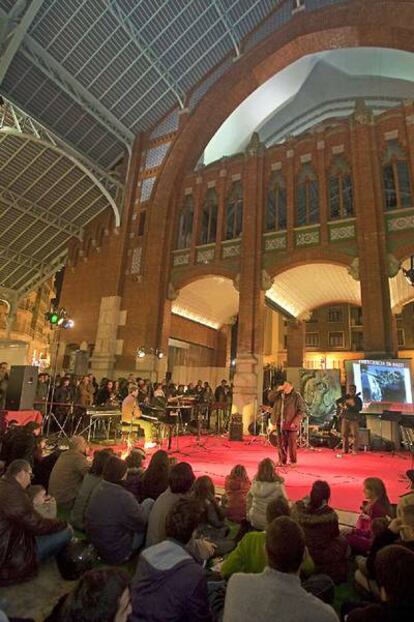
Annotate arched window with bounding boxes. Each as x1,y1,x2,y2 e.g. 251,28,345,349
382,141,413,211
199,188,218,245
328,157,354,220
266,172,287,231
295,164,319,226
176,194,194,249
225,181,243,240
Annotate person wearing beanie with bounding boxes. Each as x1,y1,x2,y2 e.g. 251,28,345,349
85,456,153,564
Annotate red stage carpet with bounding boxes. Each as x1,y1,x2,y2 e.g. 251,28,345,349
137,435,411,513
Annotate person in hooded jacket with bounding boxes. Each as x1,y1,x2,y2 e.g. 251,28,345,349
130,498,212,622
291,480,348,583
246,458,287,530
223,464,251,524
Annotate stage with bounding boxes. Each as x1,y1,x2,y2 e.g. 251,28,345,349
119,435,412,513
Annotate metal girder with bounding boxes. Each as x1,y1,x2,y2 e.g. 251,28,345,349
0,0,45,85
17,251,67,298
0,187,83,240
0,243,46,271
0,97,123,226
211,0,241,57
19,34,134,148
103,0,185,109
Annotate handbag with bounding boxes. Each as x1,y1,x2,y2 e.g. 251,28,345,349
56,539,99,580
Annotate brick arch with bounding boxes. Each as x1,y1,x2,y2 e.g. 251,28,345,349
151,0,414,222
172,266,238,292
266,249,354,280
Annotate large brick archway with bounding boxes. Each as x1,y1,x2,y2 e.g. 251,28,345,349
151,1,414,216
143,0,414,350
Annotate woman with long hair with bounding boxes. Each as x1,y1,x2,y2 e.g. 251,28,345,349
45,567,131,622
246,458,287,530
292,480,348,583
192,475,233,556
139,449,170,501
223,464,251,523
346,477,392,555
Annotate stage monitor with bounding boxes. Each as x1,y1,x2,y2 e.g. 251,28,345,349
345,359,413,407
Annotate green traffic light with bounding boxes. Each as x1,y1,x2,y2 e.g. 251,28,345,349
50,313,59,324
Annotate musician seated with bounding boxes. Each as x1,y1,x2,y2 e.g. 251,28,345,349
122,384,156,449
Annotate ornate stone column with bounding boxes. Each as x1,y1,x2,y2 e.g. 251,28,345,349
232,134,266,431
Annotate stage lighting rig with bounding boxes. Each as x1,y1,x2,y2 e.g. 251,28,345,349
45,307,74,329
136,346,164,359
402,256,414,287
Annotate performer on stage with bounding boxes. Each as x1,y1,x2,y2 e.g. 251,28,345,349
122,384,155,449
270,380,306,466
336,384,363,454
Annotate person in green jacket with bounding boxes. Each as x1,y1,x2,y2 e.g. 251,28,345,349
221,497,315,579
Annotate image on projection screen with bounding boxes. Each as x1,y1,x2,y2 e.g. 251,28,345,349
352,360,413,404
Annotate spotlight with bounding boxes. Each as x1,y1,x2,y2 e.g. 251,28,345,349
157,351,164,359
137,347,146,359
402,256,414,287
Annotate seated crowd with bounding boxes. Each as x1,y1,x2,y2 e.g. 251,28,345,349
0,427,414,621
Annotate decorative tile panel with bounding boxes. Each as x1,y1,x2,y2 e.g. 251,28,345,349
173,252,190,267
387,215,414,232
140,177,155,202
196,247,215,264
130,247,142,274
144,142,171,169
222,244,240,259
330,224,355,241
264,236,287,251
295,230,320,246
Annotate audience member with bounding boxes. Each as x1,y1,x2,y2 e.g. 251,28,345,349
246,458,287,530
356,504,414,592
397,470,414,517
223,516,338,622
130,498,212,622
77,376,94,410
70,449,113,530
48,436,89,510
0,361,8,409
292,480,348,583
221,497,291,578
223,464,251,523
27,485,57,519
0,459,71,586
139,449,170,501
146,461,195,547
346,477,392,554
123,448,146,499
44,567,131,622
347,545,414,621
85,456,153,564
53,377,74,425
193,475,232,555
0,422,40,467
35,373,49,416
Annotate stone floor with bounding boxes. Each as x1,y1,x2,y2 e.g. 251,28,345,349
0,559,76,622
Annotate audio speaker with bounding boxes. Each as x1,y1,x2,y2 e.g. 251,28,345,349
5,366,38,411
229,415,243,441
72,350,89,376
358,428,371,451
